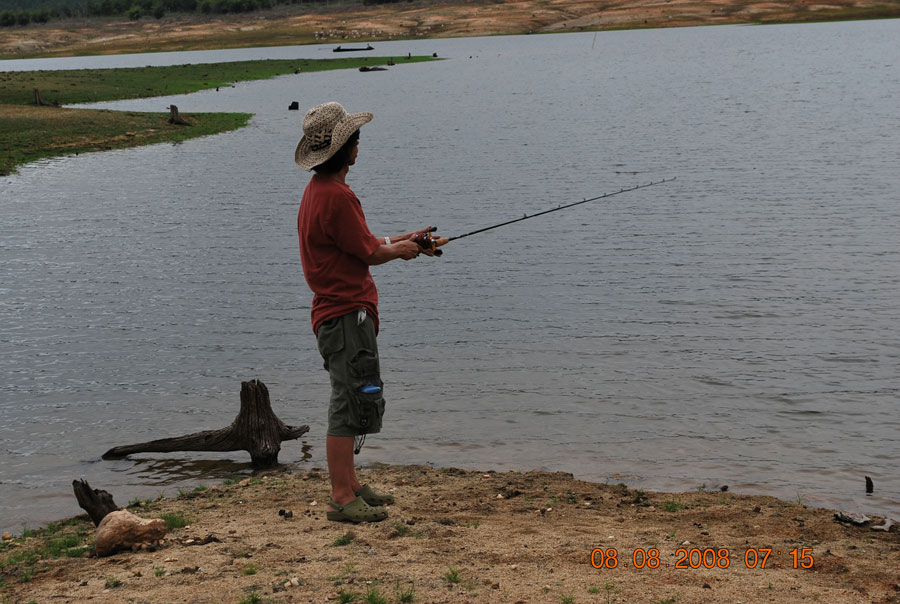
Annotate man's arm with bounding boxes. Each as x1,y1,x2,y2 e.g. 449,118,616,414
384,225,434,243
365,240,420,265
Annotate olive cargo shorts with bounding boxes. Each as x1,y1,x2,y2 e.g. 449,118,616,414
317,311,386,437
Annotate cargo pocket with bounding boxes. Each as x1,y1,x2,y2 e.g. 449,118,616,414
349,349,385,434
316,318,344,372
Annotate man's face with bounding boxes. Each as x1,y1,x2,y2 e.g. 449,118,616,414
348,137,359,166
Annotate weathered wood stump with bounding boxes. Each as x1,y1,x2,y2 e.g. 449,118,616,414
168,104,190,125
33,88,58,107
102,380,309,468
72,479,120,526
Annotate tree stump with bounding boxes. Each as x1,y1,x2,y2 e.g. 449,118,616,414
72,479,120,526
168,104,190,125
102,380,309,468
32,88,58,107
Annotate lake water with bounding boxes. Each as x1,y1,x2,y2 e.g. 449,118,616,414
2,21,899,534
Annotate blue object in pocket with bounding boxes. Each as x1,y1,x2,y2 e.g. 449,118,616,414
358,384,382,394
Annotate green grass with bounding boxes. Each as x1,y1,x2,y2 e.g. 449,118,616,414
364,588,388,604
442,567,461,584
663,498,686,512
338,590,359,603
241,563,259,575
160,510,191,529
0,55,439,175
0,56,439,106
397,584,416,603
332,531,355,547
0,517,94,585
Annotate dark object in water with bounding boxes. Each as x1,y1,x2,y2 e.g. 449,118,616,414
289,101,299,111
101,380,309,468
866,476,874,494
359,66,387,72
333,44,374,52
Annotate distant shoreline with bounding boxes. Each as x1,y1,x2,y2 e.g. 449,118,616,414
1,0,898,60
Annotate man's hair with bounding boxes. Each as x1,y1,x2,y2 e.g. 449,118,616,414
312,130,360,175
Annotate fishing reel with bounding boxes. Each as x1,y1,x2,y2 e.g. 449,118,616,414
412,228,446,256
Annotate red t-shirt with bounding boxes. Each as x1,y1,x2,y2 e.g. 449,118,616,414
297,175,382,334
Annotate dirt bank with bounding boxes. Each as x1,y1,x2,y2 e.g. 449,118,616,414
2,0,899,59
2,465,899,603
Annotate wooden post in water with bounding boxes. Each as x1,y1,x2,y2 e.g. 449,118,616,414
102,380,309,468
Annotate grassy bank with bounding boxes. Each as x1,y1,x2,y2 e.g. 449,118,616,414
0,55,437,175
0,56,435,105
0,105,251,175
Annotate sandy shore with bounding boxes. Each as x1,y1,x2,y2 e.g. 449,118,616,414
2,464,898,603
2,0,899,59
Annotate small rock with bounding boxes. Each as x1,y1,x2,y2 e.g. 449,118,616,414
1,532,12,541
681,540,691,546
291,577,300,586
496,494,504,499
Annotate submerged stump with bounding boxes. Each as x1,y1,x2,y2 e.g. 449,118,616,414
102,380,309,468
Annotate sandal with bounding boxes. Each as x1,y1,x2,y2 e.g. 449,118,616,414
356,484,395,506
326,496,388,523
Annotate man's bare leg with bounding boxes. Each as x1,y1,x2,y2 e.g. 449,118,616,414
327,435,363,507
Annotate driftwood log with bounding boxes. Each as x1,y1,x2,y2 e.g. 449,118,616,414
102,380,309,468
72,479,119,526
167,104,190,125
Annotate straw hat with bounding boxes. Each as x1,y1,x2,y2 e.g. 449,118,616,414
294,102,373,170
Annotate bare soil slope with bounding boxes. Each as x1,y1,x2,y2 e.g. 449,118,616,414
2,0,899,58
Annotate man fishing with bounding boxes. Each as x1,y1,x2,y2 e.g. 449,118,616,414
295,101,445,523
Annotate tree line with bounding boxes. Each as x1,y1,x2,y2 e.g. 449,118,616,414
0,0,406,27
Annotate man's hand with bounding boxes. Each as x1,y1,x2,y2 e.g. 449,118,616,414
411,230,448,257
394,240,420,261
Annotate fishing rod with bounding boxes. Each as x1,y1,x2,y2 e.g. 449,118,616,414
412,177,676,255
